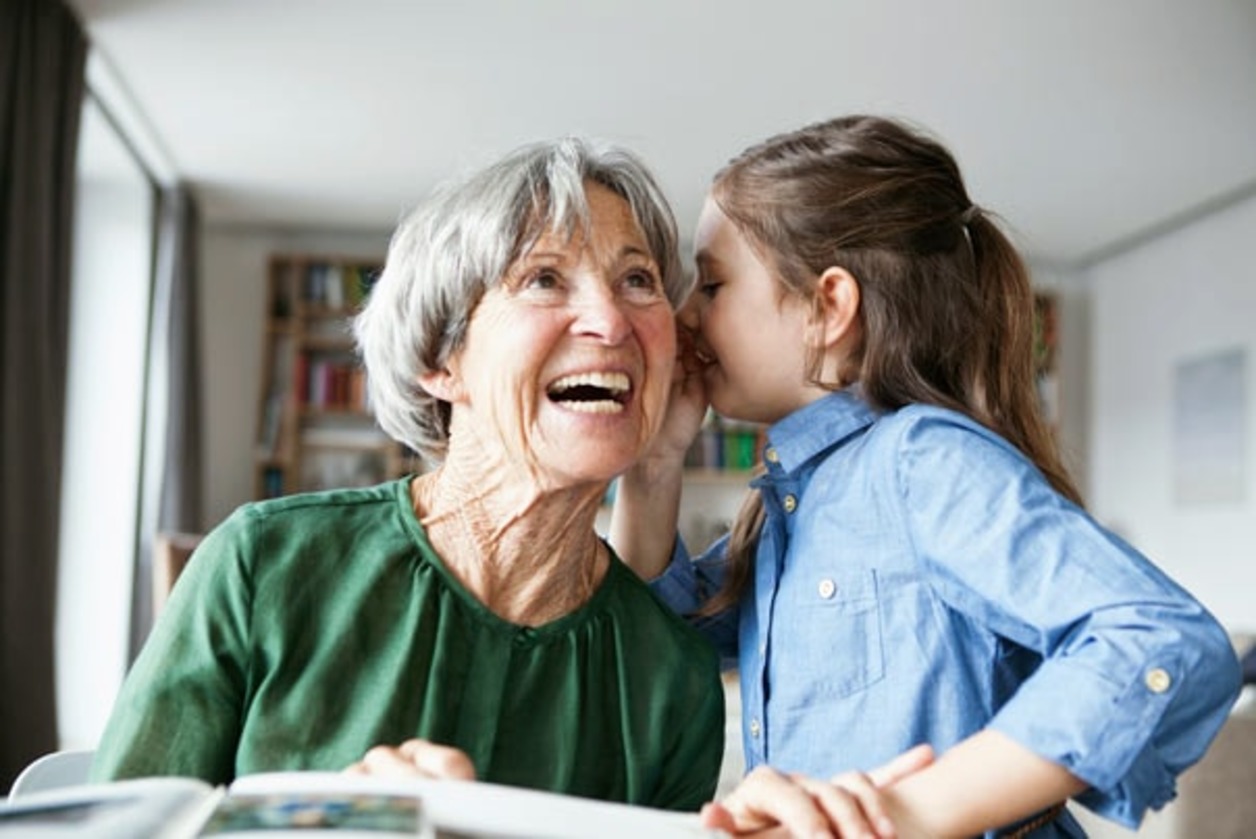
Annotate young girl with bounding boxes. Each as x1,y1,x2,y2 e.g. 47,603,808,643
611,115,1240,838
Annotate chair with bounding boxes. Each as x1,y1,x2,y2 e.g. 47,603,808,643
7,749,95,800
152,530,203,617
1173,688,1256,838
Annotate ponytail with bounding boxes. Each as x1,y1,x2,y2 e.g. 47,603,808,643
697,115,1082,617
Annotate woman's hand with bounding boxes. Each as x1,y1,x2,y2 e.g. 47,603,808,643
343,738,476,781
699,744,935,838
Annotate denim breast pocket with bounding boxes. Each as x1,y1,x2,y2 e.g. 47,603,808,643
770,568,885,706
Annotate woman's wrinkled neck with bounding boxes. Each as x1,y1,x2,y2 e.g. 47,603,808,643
410,444,610,626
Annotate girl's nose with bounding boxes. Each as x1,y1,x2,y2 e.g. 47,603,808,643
677,293,702,330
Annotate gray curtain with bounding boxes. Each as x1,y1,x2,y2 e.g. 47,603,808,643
155,187,203,534
130,184,203,654
0,0,87,786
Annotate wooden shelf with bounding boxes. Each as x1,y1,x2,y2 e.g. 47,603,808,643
681,468,755,485
253,253,417,499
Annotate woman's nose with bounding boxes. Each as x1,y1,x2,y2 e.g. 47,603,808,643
573,284,632,343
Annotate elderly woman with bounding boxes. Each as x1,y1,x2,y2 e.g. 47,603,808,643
90,138,724,811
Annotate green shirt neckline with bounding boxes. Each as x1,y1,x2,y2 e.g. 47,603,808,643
391,476,621,641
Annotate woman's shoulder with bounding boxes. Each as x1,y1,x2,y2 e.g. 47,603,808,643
238,479,404,523
600,556,720,665
205,479,414,576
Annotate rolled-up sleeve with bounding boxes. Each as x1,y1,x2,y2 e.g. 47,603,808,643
896,413,1242,827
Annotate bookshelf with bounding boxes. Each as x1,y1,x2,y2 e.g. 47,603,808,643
253,254,418,499
683,411,763,477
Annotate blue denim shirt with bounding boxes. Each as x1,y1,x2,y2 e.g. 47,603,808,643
653,390,1240,835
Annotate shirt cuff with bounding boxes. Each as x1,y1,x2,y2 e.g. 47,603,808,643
989,653,1181,826
647,538,702,615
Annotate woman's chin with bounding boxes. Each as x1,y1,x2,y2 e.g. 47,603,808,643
541,406,652,458
561,457,635,487
534,446,636,489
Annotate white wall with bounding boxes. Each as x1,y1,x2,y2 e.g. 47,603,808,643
1088,193,1256,634
199,226,391,528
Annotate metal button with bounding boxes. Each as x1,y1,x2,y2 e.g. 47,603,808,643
818,578,836,599
783,494,797,513
1145,667,1172,694
749,718,761,738
765,447,779,463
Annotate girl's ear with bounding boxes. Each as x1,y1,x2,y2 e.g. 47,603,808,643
812,266,861,349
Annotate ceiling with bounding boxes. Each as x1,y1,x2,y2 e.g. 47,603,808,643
68,0,1256,268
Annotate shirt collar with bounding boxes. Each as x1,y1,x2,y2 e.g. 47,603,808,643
764,388,878,473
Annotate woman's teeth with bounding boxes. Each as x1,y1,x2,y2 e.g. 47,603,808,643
547,371,630,412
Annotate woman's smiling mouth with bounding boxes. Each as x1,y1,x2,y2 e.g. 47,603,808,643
546,371,632,414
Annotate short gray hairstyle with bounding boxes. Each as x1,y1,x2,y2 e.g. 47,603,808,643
354,136,689,467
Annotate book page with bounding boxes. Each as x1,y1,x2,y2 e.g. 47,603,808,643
199,784,426,837
227,772,727,839
0,777,220,839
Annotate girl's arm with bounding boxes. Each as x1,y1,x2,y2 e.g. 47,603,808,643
610,333,709,580
895,412,1241,827
609,448,687,581
880,730,1086,837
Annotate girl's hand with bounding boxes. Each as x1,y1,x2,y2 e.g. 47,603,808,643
699,744,935,838
608,318,711,581
343,738,476,780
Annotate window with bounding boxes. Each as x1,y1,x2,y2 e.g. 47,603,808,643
55,94,156,750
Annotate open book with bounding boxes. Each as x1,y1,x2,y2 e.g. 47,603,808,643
0,771,729,838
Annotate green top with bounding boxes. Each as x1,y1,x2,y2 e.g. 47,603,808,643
92,479,723,810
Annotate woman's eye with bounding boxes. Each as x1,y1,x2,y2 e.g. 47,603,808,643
523,269,561,290
624,269,661,291
698,281,722,299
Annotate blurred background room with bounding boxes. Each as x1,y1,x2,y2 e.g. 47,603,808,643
3,1,1254,834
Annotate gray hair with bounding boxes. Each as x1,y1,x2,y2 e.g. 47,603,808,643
354,136,688,467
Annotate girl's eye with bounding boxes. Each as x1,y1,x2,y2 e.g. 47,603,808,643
698,281,722,299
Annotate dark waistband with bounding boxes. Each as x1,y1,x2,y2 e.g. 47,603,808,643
994,801,1066,838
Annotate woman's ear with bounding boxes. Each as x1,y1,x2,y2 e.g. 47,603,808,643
812,266,861,349
418,364,466,403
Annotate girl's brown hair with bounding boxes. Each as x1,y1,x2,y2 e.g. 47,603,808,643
703,115,1081,615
